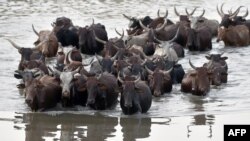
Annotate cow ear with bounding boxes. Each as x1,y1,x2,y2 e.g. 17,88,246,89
14,73,23,79
221,57,228,60
205,55,211,60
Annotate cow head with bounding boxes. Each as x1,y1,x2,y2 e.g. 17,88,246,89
189,59,212,96
146,66,172,97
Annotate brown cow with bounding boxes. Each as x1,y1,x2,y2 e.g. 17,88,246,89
181,60,212,96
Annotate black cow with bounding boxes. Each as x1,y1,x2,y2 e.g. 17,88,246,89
78,22,108,55
186,26,212,51
118,74,152,115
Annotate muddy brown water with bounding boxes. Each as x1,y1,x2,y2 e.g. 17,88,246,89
0,0,250,141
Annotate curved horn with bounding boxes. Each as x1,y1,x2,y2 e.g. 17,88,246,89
68,50,74,63
161,67,173,75
220,3,225,16
117,71,124,83
145,65,153,75
122,14,132,20
157,9,160,17
6,39,22,50
242,8,249,18
189,59,197,69
139,19,150,31
95,54,103,64
185,8,191,16
91,18,95,25
230,6,244,17
32,40,46,50
217,4,224,17
93,30,107,45
32,24,39,36
190,7,197,15
155,18,168,32
134,73,141,84
154,36,163,44
164,9,169,18
115,28,124,37
174,6,180,16
71,67,80,75
199,9,205,18
111,51,119,61
168,27,180,43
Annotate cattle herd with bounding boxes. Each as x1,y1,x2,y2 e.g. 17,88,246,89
6,4,250,115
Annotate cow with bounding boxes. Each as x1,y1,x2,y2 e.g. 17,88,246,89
25,75,62,111
95,52,118,73
52,16,74,33
204,61,227,86
146,66,172,97
205,53,228,71
84,72,119,110
217,25,250,46
78,21,108,55
55,27,79,48
53,67,81,107
6,39,44,70
32,25,59,57
181,59,212,96
118,73,152,115
186,26,212,51
186,8,219,36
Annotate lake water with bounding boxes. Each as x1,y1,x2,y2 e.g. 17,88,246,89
0,0,250,140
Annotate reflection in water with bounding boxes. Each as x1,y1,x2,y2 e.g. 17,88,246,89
17,113,118,141
120,117,151,141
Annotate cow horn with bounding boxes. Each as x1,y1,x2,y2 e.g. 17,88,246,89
145,65,153,75
185,8,191,16
141,59,147,66
95,54,103,64
154,36,163,44
134,73,141,84
111,51,119,61
82,58,94,66
68,50,74,63
189,59,197,69
199,9,205,18
92,18,95,25
6,39,22,50
117,71,124,83
229,6,244,19
115,28,124,41
220,3,225,15
32,40,46,50
164,9,169,18
157,9,161,17
155,18,168,32
93,30,107,45
217,4,224,17
169,27,180,43
190,7,197,15
32,24,39,36
161,67,173,75
139,19,150,31
71,67,80,75
122,14,132,20
174,6,180,17
242,8,249,18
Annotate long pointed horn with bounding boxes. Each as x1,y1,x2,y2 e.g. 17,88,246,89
91,18,95,25
199,9,205,18
161,67,173,75
220,3,225,16
122,14,132,20
157,9,161,17
134,73,141,84
189,59,197,69
6,39,22,50
164,9,168,18
139,19,150,31
93,30,107,45
71,67,80,75
111,51,119,61
32,40,46,50
95,54,103,64
217,4,224,17
185,8,191,16
168,27,180,43
155,18,168,32
115,28,124,41
190,7,197,15
117,71,124,83
174,6,180,16
32,24,39,36
145,65,153,75
154,35,163,44
230,6,243,17
242,8,249,18
68,50,74,63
